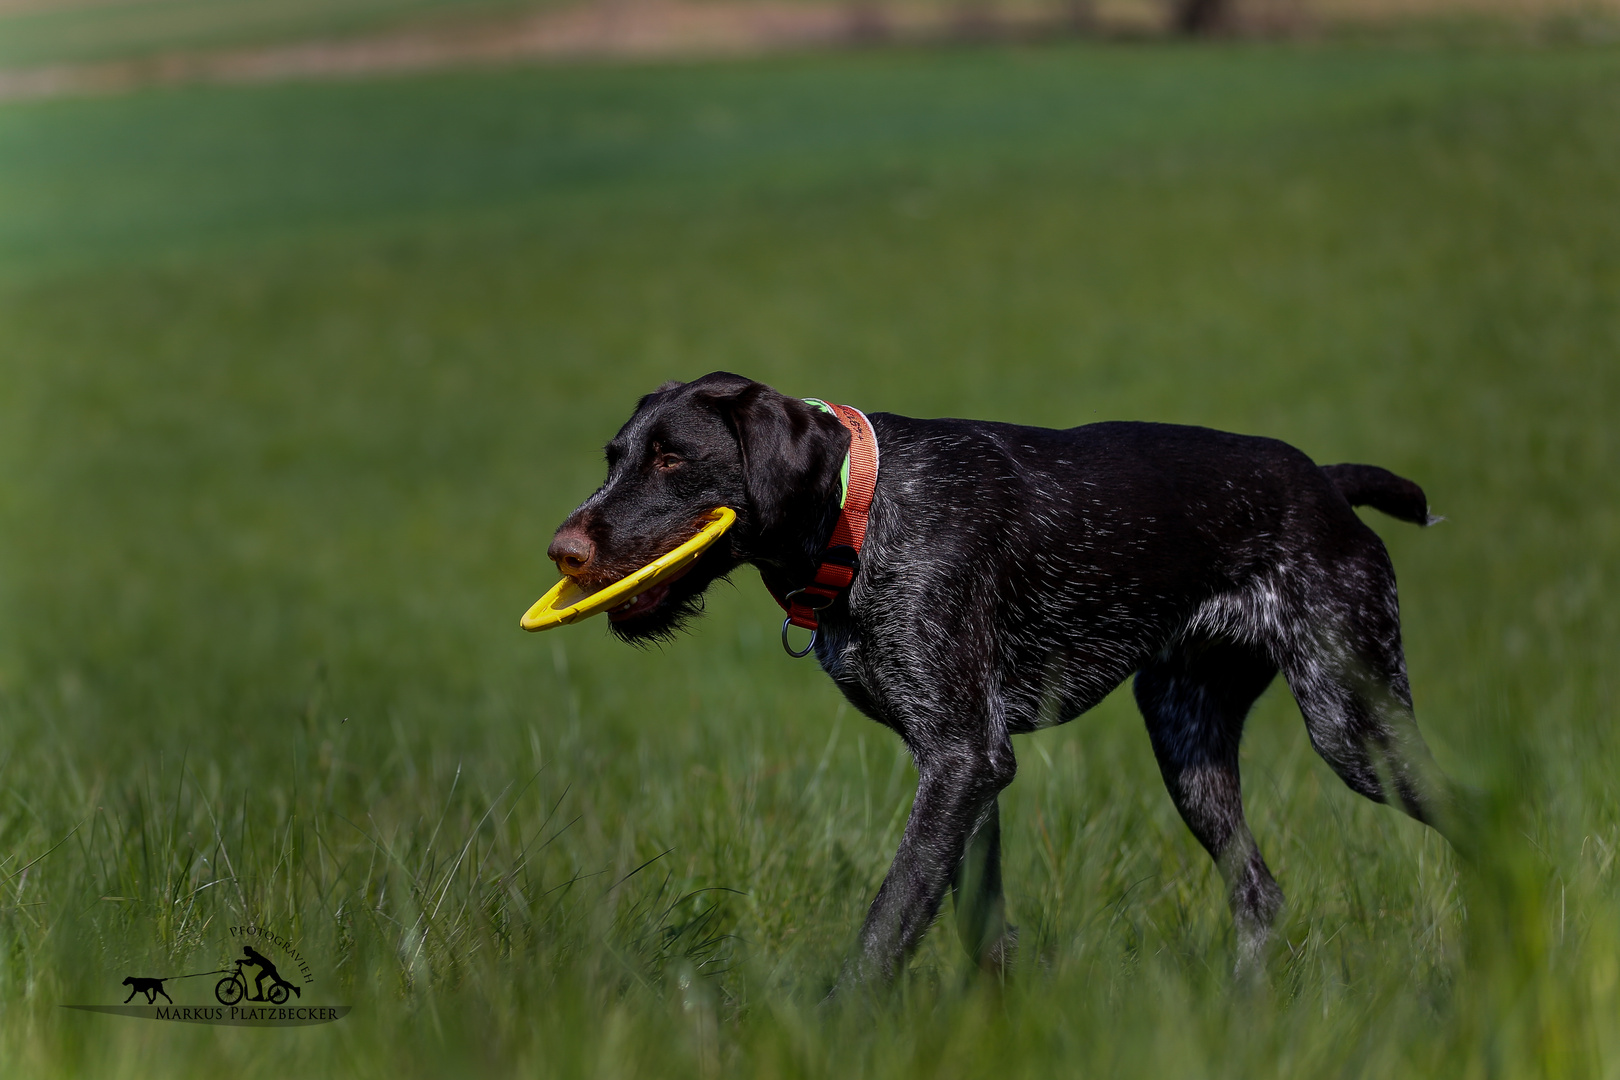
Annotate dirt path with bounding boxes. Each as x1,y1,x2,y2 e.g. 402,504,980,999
0,0,1121,102
2,0,1603,103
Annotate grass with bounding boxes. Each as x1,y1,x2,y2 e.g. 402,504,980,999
1,39,1618,1078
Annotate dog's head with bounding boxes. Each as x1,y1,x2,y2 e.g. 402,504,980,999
549,372,848,643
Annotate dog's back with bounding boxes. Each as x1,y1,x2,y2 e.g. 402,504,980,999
848,416,1421,732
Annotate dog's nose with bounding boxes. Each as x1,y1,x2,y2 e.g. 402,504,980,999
548,528,595,577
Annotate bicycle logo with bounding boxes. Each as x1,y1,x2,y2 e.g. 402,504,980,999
214,948,303,1006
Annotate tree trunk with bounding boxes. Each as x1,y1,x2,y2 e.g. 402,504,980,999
1173,0,1230,34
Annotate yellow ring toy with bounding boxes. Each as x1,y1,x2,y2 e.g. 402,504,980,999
519,507,737,631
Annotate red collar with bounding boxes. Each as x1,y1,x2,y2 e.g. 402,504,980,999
770,400,878,655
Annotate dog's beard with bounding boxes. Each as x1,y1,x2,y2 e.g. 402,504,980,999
605,553,734,646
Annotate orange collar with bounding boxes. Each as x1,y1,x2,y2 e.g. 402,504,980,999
773,400,878,656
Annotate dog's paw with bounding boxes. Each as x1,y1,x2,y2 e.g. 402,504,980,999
979,924,1018,975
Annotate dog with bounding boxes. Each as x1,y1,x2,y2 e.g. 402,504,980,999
547,371,1462,985
122,976,173,1004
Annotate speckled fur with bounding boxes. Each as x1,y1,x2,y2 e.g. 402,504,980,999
550,373,1457,986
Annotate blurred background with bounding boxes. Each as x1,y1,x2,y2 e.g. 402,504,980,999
0,1,1617,1077
2,0,1617,92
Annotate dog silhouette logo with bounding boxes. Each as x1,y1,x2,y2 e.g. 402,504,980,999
121,976,172,1004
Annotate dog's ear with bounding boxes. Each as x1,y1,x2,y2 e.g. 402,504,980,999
688,372,847,540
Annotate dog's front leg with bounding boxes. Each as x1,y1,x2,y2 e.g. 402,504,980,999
838,745,1015,989
951,798,1017,973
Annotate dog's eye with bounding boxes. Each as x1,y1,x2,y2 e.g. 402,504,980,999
654,452,683,472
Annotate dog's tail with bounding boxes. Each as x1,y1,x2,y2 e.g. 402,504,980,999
1321,463,1440,526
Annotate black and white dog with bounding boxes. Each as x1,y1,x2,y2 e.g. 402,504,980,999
547,372,1460,985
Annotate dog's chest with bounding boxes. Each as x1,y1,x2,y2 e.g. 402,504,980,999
814,621,859,683
814,621,882,718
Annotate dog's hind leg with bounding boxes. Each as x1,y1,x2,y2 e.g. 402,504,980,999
1134,639,1284,968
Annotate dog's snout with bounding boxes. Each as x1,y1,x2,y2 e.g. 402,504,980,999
548,528,595,577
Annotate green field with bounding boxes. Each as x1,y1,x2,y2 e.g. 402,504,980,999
2,42,1619,1078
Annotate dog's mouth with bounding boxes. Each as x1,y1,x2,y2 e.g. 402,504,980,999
605,558,699,622
531,510,737,639
571,522,715,624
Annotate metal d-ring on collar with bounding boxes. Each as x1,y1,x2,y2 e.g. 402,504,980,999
780,587,836,657
781,622,817,658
